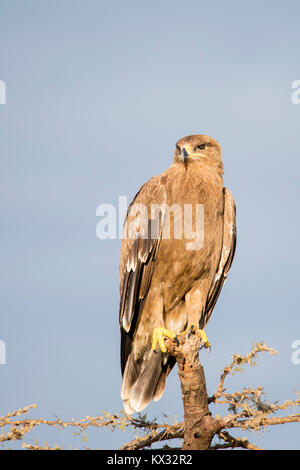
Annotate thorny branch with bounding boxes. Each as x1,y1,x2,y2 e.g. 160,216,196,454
1,340,299,450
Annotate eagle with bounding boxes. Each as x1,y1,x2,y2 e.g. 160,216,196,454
119,134,236,414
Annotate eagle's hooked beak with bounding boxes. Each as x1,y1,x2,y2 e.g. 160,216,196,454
181,147,189,163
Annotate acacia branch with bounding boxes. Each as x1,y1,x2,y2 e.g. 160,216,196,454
212,431,261,450
120,425,184,450
165,331,223,450
1,341,299,450
209,342,278,404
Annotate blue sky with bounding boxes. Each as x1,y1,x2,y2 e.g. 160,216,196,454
1,0,300,449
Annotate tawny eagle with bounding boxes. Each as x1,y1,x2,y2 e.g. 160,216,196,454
119,134,236,414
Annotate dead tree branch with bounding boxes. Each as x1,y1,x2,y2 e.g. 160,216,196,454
165,331,222,450
1,339,299,450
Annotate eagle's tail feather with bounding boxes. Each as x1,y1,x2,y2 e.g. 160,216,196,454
121,350,173,414
153,356,176,401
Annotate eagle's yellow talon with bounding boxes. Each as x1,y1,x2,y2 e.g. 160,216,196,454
178,323,197,337
198,329,210,349
179,324,210,349
152,327,176,353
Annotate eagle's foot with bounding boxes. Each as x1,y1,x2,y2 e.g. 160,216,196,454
198,328,211,349
152,327,176,353
178,324,211,349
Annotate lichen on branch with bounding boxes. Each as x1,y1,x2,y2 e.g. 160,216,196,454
1,338,299,450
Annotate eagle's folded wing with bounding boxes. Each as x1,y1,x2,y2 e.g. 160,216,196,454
203,187,236,326
119,176,166,373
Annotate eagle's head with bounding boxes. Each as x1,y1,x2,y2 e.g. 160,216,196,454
174,134,223,172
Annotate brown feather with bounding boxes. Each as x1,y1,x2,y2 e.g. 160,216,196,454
119,135,236,413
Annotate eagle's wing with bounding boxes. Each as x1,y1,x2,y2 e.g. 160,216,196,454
202,187,236,327
119,175,166,374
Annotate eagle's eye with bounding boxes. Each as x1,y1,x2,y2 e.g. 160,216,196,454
197,144,206,150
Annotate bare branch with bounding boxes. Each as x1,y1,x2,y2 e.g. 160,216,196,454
0,341,298,450
209,342,278,403
120,424,184,450
212,431,261,450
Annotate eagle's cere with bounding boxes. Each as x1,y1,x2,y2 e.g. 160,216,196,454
119,134,236,414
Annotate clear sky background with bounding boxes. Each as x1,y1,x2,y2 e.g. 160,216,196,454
1,0,300,450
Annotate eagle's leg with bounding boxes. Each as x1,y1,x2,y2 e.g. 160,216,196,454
177,324,211,349
152,327,177,353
